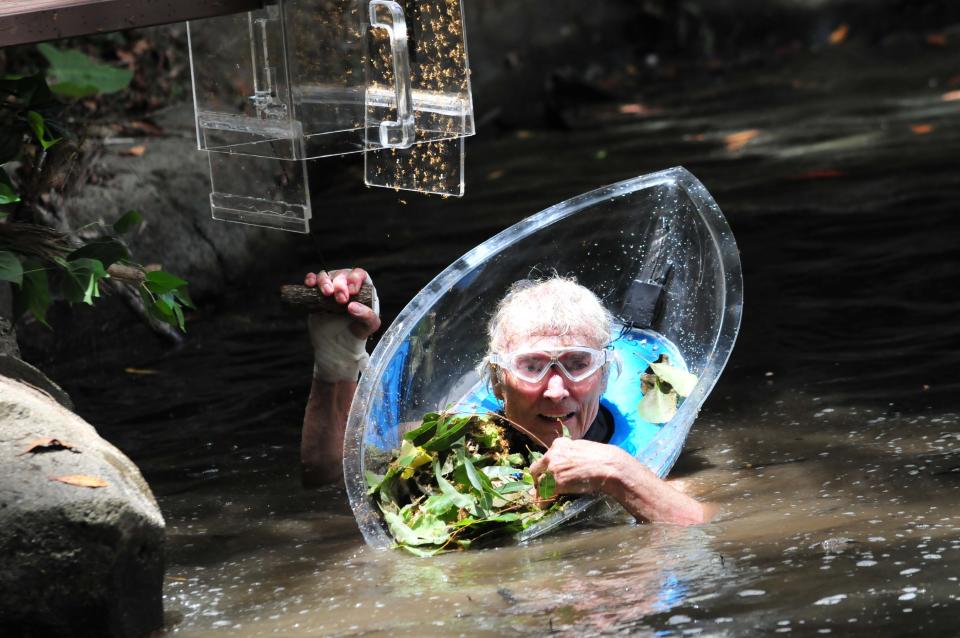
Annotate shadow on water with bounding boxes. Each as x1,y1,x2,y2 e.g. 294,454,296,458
39,40,960,636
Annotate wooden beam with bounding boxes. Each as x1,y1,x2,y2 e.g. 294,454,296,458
0,0,265,48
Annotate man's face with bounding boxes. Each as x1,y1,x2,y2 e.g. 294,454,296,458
496,331,606,442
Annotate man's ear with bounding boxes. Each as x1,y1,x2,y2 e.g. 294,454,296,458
493,381,504,401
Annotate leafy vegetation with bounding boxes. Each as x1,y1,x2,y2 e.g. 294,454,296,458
367,412,567,556
0,46,191,331
37,43,134,98
637,355,699,423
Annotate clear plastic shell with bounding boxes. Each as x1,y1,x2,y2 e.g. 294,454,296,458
344,167,744,548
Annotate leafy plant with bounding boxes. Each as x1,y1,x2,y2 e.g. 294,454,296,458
0,49,191,331
367,412,568,556
37,43,134,98
637,354,699,423
0,211,194,330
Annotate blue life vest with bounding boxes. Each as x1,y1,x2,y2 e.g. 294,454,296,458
454,327,689,459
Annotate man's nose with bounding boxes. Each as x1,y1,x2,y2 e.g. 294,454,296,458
541,368,570,400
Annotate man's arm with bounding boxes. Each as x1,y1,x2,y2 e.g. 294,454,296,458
301,268,380,486
301,377,357,486
529,437,710,525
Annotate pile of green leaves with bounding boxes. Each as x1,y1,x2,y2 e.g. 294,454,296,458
1,46,191,331
366,412,566,556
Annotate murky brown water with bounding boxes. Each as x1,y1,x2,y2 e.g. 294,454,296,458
38,40,960,636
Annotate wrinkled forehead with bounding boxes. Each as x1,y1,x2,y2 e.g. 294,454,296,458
501,330,602,353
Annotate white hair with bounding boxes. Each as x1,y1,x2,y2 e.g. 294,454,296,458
482,276,615,392
487,276,613,353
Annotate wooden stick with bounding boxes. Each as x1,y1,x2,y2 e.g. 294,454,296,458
106,263,145,285
280,283,374,314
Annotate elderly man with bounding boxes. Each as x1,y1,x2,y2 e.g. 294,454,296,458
301,268,710,525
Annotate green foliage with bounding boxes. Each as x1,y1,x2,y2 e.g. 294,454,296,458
111,210,143,235
2,212,193,331
637,357,699,424
537,471,557,500
0,74,63,223
370,413,567,556
26,111,60,150
14,261,51,327
0,170,20,208
37,43,133,98
0,52,192,333
0,251,24,284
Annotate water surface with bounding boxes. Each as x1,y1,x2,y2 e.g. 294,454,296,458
46,41,960,636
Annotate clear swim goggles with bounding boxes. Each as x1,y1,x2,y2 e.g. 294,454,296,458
489,346,611,383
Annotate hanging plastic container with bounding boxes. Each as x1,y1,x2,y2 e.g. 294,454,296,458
344,167,744,548
187,0,474,232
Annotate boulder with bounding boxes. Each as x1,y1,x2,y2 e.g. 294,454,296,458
0,377,165,638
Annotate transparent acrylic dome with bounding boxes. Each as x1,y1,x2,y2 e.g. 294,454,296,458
344,167,744,548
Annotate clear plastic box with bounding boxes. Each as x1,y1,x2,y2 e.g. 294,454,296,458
188,0,474,231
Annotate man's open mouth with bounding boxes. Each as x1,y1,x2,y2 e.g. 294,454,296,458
538,412,576,423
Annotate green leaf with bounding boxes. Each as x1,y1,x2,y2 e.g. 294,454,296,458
482,512,524,523
403,412,440,446
474,417,503,449
503,452,526,466
172,303,185,331
537,471,556,500
138,284,155,307
649,361,698,397
636,385,679,424
394,439,428,470
26,111,60,150
0,169,19,206
112,210,143,235
62,257,108,305
0,251,23,285
173,286,195,309
138,274,190,333
409,511,451,545
383,510,430,546
365,470,385,493
68,239,128,268
480,465,517,481
422,415,473,452
422,493,456,517
434,460,477,515
382,510,448,548
144,270,188,295
152,295,175,319
38,43,133,98
495,481,531,496
399,544,445,557
458,447,496,516
12,264,51,327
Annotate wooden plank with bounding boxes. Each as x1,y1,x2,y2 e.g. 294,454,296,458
0,0,264,48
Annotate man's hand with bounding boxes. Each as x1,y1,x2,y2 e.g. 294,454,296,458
529,437,626,496
530,437,710,525
304,268,381,383
301,267,381,485
305,268,381,339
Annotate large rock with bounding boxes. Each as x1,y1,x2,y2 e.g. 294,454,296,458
0,377,165,638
